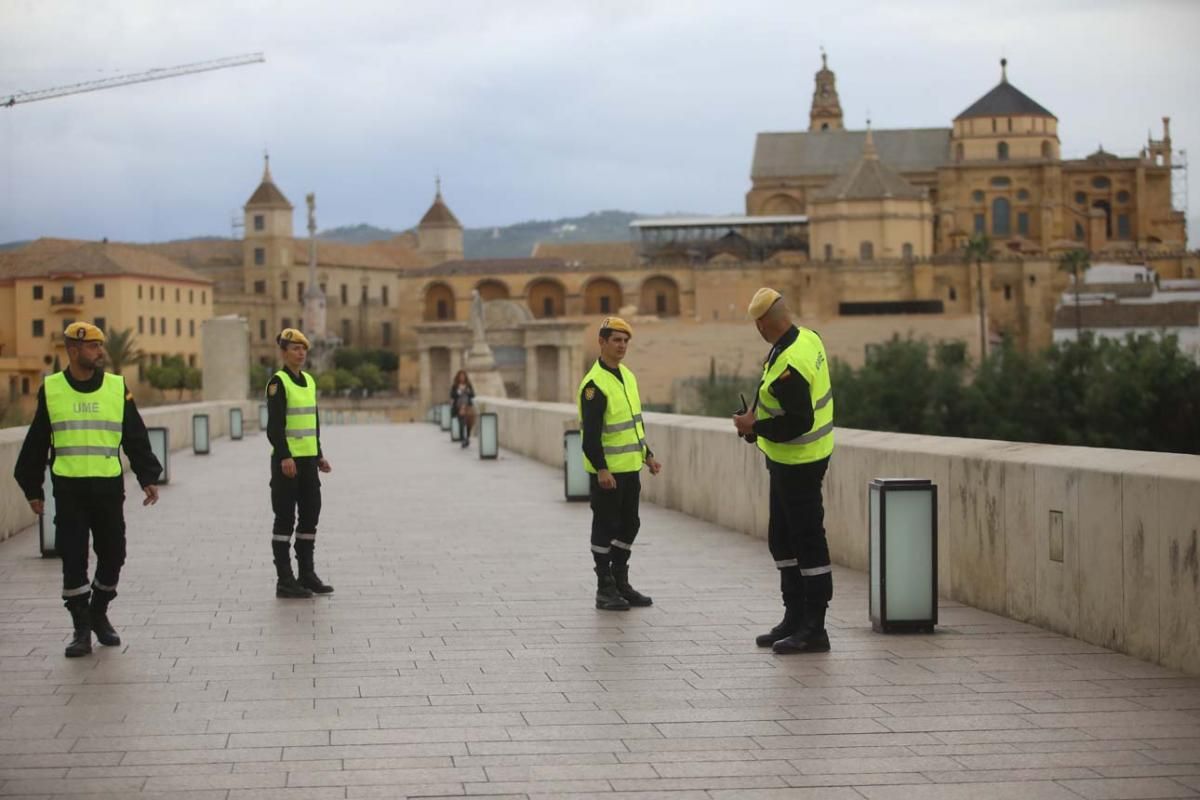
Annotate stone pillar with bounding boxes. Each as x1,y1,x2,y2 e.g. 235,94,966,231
201,316,250,401
557,346,573,403
418,348,431,411
524,347,539,401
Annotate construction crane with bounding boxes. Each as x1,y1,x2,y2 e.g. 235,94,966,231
2,52,265,108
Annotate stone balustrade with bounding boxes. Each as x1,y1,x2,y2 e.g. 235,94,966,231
478,395,1200,675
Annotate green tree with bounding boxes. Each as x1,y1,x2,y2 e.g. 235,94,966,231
964,232,993,361
145,360,184,400
316,372,337,396
352,362,387,395
103,327,143,375
249,364,274,397
1058,248,1090,340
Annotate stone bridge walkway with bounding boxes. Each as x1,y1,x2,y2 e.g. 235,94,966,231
1,424,1198,799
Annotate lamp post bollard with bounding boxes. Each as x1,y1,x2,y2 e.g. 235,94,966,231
439,403,451,431
450,415,462,442
478,412,498,459
38,465,58,558
192,414,210,455
230,407,244,440
146,426,170,485
869,478,938,634
563,429,589,501
258,403,269,432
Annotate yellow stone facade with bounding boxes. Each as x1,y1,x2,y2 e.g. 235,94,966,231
0,239,213,415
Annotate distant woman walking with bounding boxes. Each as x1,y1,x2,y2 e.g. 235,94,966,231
450,370,476,449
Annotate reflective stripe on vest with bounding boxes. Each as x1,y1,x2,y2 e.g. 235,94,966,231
273,370,319,457
577,360,646,474
754,328,835,465
45,372,125,478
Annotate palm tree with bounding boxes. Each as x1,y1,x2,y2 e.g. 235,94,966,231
964,233,993,361
103,327,144,375
1059,249,1090,341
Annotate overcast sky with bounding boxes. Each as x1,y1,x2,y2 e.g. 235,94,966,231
1,0,1198,245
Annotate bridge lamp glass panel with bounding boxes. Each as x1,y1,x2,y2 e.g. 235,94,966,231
193,414,210,455
869,478,937,633
230,408,243,440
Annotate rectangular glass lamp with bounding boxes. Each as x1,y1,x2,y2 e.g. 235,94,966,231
869,478,938,634
230,407,244,440
450,415,462,441
193,414,210,455
478,412,498,459
439,403,451,431
258,402,269,431
38,465,58,558
563,429,590,502
147,426,170,484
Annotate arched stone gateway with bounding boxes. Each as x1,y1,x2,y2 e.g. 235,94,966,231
582,277,622,315
640,275,680,317
423,282,455,321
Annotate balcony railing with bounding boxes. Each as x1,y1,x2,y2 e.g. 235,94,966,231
50,294,85,308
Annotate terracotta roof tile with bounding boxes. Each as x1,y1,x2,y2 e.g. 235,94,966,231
419,193,461,227
0,238,211,284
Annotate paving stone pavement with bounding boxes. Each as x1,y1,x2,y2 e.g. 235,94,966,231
1,423,1199,800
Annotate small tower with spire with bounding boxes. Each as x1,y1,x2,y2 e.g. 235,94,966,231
242,153,294,295
416,177,464,264
809,49,844,132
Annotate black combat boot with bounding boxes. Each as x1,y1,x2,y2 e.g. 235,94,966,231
594,565,630,611
90,595,121,647
772,605,831,654
65,604,92,658
611,563,652,607
755,605,803,647
295,541,334,595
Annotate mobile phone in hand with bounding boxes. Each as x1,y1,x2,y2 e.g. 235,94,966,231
737,392,748,415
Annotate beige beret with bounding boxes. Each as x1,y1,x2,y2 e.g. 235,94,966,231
747,287,782,320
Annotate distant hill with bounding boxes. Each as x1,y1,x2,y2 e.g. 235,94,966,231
0,240,30,251
319,210,646,259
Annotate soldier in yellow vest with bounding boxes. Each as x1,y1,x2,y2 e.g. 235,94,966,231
265,329,333,598
577,317,662,610
13,322,162,658
733,289,836,654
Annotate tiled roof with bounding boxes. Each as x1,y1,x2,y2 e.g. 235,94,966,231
0,238,211,283
419,193,461,227
415,257,569,277
956,79,1054,120
751,128,950,179
1053,301,1199,329
812,133,924,201
530,241,638,264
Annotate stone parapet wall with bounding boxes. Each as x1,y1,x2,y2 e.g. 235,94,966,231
0,399,259,544
479,396,1200,675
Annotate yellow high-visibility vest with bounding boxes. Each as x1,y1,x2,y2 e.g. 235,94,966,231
755,328,835,465
45,371,125,478
273,370,319,457
577,360,646,474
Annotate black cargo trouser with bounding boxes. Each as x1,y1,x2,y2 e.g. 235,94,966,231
766,457,832,610
55,482,126,609
589,471,641,565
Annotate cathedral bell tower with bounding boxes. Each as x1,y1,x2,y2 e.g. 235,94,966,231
809,50,844,132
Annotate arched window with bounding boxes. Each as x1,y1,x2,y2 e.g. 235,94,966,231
475,279,510,301
1041,140,1053,159
949,286,958,302
902,243,914,260
526,278,566,319
859,241,874,261
1091,176,1111,190
824,244,833,262
761,193,803,215
992,197,1011,236
956,143,964,162
423,282,455,321
972,190,985,203
1017,189,1030,201
640,275,680,317
997,141,1009,161
990,176,1011,188
1075,191,1087,205
583,277,622,314
821,122,829,131
1003,284,1013,301
1116,190,1131,204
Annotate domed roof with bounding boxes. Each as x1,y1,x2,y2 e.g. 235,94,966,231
244,156,292,209
955,60,1055,121
419,180,461,228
